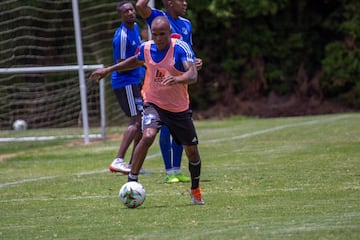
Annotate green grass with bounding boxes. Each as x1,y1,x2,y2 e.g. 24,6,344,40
1,113,359,239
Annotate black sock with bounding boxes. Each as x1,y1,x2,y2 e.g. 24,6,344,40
128,172,138,182
189,159,201,189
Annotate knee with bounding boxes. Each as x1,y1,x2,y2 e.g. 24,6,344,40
128,118,141,131
127,123,140,133
141,129,157,146
184,145,199,162
129,116,141,129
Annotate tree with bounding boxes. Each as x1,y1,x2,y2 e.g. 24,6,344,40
188,0,360,111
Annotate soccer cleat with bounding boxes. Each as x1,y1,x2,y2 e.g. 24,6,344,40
190,188,205,205
109,158,131,174
175,172,191,182
165,174,179,183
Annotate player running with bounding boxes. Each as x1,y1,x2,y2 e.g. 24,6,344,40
90,16,205,205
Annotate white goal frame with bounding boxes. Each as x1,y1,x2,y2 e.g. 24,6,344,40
0,0,105,144
0,65,106,144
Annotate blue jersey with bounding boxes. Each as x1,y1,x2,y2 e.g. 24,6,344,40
111,23,143,89
136,39,195,72
146,9,193,46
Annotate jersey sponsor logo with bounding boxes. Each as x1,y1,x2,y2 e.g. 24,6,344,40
154,68,169,82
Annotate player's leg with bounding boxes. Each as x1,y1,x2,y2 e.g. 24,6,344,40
109,85,142,173
171,139,190,182
128,127,157,181
121,114,142,165
184,144,204,205
164,109,204,204
184,145,201,188
128,103,160,181
159,126,172,171
159,125,180,183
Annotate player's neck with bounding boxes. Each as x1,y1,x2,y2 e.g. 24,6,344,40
166,10,180,20
156,43,170,52
124,22,135,29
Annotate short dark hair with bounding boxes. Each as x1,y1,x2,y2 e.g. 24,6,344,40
117,1,132,13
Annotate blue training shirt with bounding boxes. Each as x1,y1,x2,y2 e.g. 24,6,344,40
146,9,193,46
136,39,195,72
111,22,143,89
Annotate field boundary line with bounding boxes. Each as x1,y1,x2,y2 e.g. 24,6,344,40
0,152,161,189
0,134,103,143
204,114,351,143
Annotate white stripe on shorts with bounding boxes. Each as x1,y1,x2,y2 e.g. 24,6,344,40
125,85,137,117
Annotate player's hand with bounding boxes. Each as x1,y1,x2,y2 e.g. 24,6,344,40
161,75,177,85
195,58,203,71
89,69,108,83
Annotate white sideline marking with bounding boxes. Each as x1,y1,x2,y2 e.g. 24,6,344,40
0,195,113,203
0,152,161,189
0,176,58,188
0,134,103,142
0,169,113,188
0,192,162,203
0,114,352,190
0,172,107,189
204,114,350,143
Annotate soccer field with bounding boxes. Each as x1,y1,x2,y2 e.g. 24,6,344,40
0,113,359,239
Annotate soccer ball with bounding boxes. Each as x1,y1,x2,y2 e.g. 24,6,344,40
119,181,146,208
13,119,27,130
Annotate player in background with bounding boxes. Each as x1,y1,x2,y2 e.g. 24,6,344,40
106,1,144,173
136,0,203,183
90,16,205,205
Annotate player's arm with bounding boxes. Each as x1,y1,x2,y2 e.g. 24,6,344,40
195,58,203,71
136,0,152,19
178,61,198,85
90,56,144,81
171,32,202,71
162,41,198,85
161,61,197,85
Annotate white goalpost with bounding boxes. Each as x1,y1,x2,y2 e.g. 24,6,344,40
0,0,116,144
0,65,106,144
0,0,156,144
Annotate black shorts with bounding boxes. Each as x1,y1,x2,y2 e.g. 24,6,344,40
142,103,198,146
113,84,143,117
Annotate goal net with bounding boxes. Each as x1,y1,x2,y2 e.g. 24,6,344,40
0,0,129,142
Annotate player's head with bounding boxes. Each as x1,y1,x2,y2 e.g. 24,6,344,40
117,1,136,25
163,0,187,18
151,16,172,51
141,25,149,41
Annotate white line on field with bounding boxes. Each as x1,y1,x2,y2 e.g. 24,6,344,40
0,114,352,189
204,114,350,143
0,195,113,203
0,152,161,189
0,176,58,188
0,134,103,143
0,192,163,203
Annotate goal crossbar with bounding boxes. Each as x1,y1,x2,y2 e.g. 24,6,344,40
0,65,104,74
0,64,106,143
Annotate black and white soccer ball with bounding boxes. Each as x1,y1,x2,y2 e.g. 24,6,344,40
119,181,146,208
13,119,27,131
